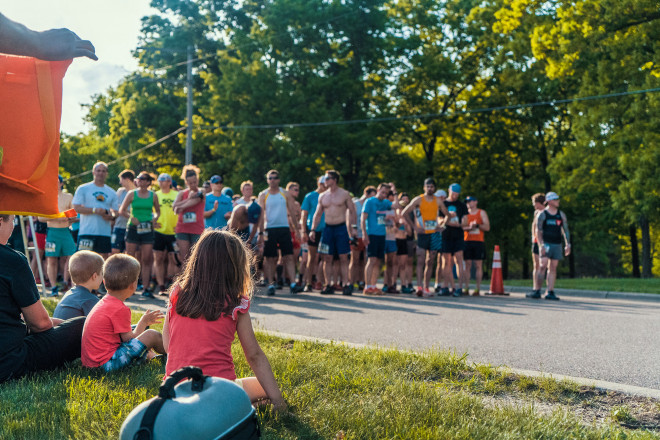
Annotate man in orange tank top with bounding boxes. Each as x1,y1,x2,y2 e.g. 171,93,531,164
462,196,490,296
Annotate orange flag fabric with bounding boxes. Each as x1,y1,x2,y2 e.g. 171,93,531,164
0,55,71,217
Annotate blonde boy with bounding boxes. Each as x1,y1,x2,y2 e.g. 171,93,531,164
53,251,103,320
81,254,165,371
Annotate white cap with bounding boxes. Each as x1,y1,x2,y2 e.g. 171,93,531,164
545,191,560,201
435,189,447,198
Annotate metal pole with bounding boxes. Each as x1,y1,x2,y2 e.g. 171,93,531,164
185,45,193,165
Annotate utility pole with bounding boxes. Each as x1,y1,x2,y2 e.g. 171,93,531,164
185,45,193,165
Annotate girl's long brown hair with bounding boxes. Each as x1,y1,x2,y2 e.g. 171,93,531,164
173,229,254,320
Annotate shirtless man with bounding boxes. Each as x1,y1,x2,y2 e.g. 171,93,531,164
258,170,303,295
401,178,448,297
310,170,357,295
301,176,327,291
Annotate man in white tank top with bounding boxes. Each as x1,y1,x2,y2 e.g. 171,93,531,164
258,169,303,295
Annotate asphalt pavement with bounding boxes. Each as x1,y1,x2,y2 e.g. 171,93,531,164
127,286,660,393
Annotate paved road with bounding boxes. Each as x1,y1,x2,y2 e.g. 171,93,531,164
243,290,660,390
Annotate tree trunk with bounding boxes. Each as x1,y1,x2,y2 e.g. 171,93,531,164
522,234,529,279
640,215,652,278
629,224,640,278
502,239,509,280
568,235,575,278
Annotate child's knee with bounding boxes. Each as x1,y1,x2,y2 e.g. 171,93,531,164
138,329,163,347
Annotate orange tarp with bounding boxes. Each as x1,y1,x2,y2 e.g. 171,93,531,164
0,55,71,217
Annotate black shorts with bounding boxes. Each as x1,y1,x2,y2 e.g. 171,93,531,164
441,229,464,254
77,235,112,254
532,242,539,255
366,235,386,260
126,224,155,245
406,239,416,257
153,232,176,252
396,239,408,256
111,227,126,251
464,241,486,261
264,227,294,258
307,230,322,247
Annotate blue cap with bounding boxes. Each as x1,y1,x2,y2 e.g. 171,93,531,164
449,183,461,193
465,196,477,202
210,175,223,184
222,187,234,197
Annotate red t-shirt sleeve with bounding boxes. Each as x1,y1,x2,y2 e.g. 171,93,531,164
112,304,132,334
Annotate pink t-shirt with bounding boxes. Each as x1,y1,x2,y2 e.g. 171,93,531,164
175,189,205,235
81,295,131,367
165,286,250,379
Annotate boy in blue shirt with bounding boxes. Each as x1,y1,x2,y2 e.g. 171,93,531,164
53,251,104,320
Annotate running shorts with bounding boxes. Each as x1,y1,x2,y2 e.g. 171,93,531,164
153,232,176,252
44,228,76,257
319,223,350,256
366,235,386,260
77,235,112,254
264,227,294,257
464,241,486,261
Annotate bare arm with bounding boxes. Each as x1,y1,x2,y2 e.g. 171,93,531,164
401,196,422,232
162,312,170,352
119,310,163,342
480,210,490,232
361,211,369,246
346,195,357,234
237,312,287,410
285,191,300,234
152,194,160,222
21,301,54,333
310,196,325,233
118,191,134,220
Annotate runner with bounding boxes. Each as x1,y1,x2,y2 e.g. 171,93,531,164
361,183,398,295
40,176,77,296
257,170,303,295
310,170,357,295
118,172,160,297
204,175,233,230
433,189,447,292
350,186,375,292
440,183,468,297
153,173,179,294
383,190,399,293
234,180,263,248
401,178,448,297
535,192,570,300
172,165,205,262
463,196,490,296
300,176,327,291
526,193,546,298
72,161,118,259
111,170,136,254
396,193,414,294
286,181,303,284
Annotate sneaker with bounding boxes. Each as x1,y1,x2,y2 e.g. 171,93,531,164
342,284,353,296
321,285,335,295
434,285,442,294
471,290,480,296
441,287,451,297
304,284,313,292
137,283,144,292
545,291,560,301
401,286,411,294
422,289,434,298
267,284,276,296
313,281,323,291
157,285,169,296
142,288,155,299
526,290,542,299
387,286,399,294
453,288,462,297
416,287,424,297
381,284,388,293
290,283,303,295
363,287,377,295
48,285,59,297
358,281,365,292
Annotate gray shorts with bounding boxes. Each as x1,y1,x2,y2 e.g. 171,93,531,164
175,232,201,244
542,243,563,260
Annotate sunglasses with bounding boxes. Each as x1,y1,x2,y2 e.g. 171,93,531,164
268,176,280,180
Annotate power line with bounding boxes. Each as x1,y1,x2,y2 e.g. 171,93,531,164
195,86,660,131
64,127,186,182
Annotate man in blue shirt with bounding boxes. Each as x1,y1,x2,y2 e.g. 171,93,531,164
204,175,233,229
300,176,327,291
361,183,398,294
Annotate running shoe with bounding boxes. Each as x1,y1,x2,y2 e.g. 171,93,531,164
333,284,343,292
453,288,462,297
142,288,155,299
544,291,560,301
304,284,313,292
321,285,335,295
358,281,365,292
342,284,353,296
387,286,399,294
267,284,276,296
471,290,480,296
48,285,59,297
416,287,424,297
363,287,377,295
440,287,451,297
422,289,434,298
313,281,323,291
381,284,388,293
526,290,542,299
434,285,442,294
401,286,412,294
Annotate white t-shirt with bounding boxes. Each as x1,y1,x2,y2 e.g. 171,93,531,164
72,182,119,236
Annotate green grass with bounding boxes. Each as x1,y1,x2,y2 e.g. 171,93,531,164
504,277,660,294
1,305,658,439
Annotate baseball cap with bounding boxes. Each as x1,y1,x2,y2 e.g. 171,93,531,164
222,187,234,197
545,191,560,201
158,173,171,182
449,183,461,193
465,196,477,202
58,175,63,183
210,175,223,184
434,189,447,198
319,176,327,184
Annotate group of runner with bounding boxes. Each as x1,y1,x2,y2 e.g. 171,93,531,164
14,161,569,300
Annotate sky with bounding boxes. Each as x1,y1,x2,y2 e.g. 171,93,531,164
4,1,157,134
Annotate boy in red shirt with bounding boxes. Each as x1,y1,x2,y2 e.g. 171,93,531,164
81,254,164,371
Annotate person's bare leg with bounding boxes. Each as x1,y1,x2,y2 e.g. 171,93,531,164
46,257,58,289
442,253,454,289
464,260,473,292
322,254,334,287
537,257,548,291
475,260,483,292
284,254,296,284
154,250,167,286
177,239,190,263
424,251,436,290
137,329,165,354
547,259,559,292
125,242,138,258
61,256,71,285
532,253,540,290
305,246,318,285
339,254,350,286
141,244,154,288
454,252,465,292
264,257,276,284
236,377,269,404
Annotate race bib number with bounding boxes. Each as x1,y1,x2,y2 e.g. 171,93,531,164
137,222,152,234
183,212,197,223
45,241,56,253
377,215,386,225
424,220,437,230
469,227,480,235
318,242,330,254
111,233,117,245
78,239,94,251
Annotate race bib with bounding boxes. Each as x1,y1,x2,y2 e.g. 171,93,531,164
45,241,56,253
183,212,197,223
318,242,330,254
424,220,437,230
469,227,480,235
137,222,152,234
78,239,94,251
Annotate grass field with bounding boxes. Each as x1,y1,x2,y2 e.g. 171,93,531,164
1,301,658,439
504,278,660,294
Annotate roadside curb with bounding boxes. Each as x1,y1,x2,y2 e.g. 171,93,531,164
257,329,660,400
503,285,660,302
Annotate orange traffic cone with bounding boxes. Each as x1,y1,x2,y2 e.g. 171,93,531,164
488,245,509,296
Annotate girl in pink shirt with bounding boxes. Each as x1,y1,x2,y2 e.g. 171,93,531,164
162,229,286,410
